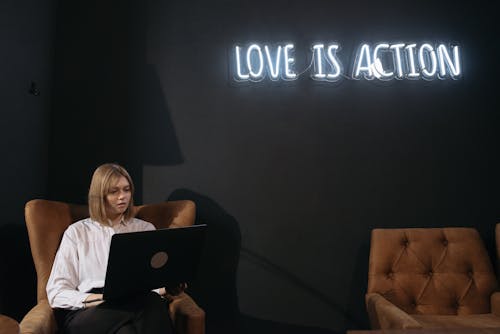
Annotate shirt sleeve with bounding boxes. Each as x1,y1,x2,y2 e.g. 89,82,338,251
46,229,91,309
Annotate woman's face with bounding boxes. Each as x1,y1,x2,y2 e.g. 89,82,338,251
105,175,131,219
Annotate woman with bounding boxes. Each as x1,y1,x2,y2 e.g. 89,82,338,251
46,163,182,334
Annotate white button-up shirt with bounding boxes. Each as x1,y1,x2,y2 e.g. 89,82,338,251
46,217,155,310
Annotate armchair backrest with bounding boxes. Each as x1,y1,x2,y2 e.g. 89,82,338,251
367,227,497,315
25,199,196,303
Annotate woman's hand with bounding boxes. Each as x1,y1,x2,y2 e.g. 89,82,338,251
161,283,188,297
83,293,104,308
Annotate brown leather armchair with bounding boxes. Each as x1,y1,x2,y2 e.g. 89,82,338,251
366,227,500,330
20,199,205,334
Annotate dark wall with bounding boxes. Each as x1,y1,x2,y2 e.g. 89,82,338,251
0,0,54,224
0,0,55,321
47,0,500,333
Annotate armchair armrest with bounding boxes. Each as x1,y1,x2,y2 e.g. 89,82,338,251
169,292,205,334
366,293,422,330
20,300,56,334
491,291,500,316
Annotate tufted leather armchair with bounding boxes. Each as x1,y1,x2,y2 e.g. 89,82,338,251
366,227,500,330
20,199,205,334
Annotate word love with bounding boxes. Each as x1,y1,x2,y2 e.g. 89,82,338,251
233,42,462,82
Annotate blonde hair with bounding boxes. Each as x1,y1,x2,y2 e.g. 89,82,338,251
88,163,135,224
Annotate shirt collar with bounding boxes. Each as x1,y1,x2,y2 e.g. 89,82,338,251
106,216,129,227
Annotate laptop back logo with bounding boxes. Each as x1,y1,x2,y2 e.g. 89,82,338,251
150,251,168,269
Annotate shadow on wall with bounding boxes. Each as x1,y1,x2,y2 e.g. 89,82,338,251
0,224,37,321
113,0,185,204
240,247,367,330
48,0,184,204
167,188,241,332
123,63,184,203
166,189,343,334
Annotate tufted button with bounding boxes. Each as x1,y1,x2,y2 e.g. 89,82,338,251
428,270,433,277
468,270,473,278
442,239,448,246
402,238,409,247
387,271,394,279
411,301,417,307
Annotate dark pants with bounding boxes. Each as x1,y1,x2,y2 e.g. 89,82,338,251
55,292,173,334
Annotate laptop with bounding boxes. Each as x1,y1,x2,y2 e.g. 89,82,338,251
102,224,207,301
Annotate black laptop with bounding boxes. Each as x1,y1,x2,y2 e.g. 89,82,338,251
102,224,206,301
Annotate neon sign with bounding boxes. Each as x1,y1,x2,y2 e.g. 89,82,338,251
232,42,461,82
